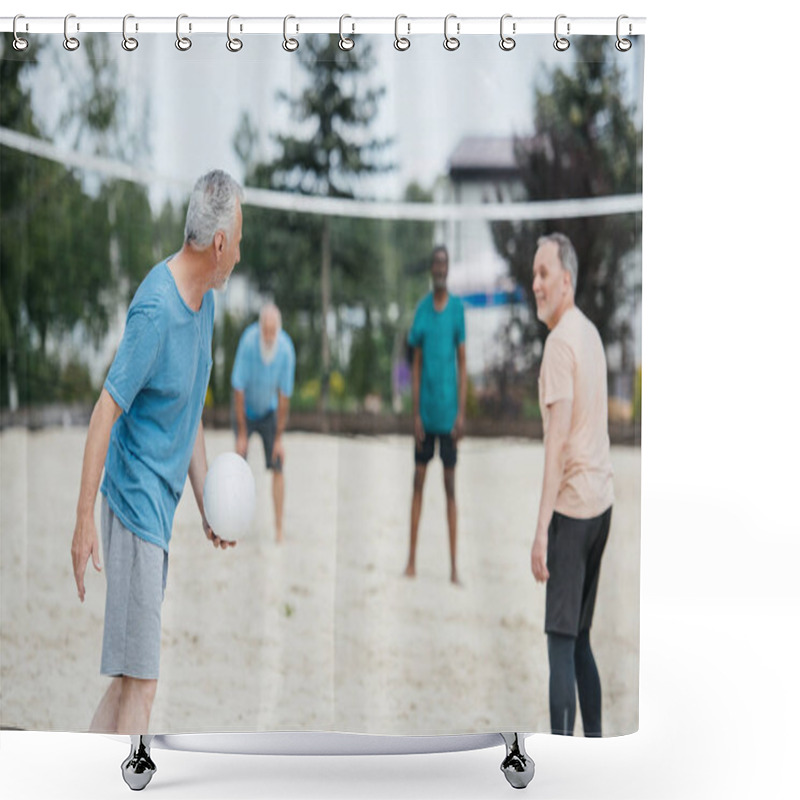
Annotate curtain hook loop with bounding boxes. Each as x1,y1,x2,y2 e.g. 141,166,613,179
444,14,460,51
12,15,30,51
63,13,80,51
122,14,139,52
227,15,243,52
339,14,355,51
500,14,516,51
175,14,192,51
283,15,299,52
394,14,411,51
554,14,570,51
615,15,632,52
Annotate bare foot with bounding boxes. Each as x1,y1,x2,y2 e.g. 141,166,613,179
450,572,462,586
275,531,284,545
404,563,416,578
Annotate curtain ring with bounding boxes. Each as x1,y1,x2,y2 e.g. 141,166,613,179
12,15,29,51
553,14,570,51
122,14,139,51
339,14,355,51
226,15,243,52
615,15,632,52
443,14,460,51
499,14,516,51
175,14,192,51
283,15,299,52
63,14,80,51
394,15,410,51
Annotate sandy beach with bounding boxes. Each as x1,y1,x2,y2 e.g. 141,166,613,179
1,427,639,736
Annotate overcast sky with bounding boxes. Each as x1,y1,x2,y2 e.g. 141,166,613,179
22,32,643,208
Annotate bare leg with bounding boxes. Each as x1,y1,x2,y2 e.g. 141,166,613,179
272,470,285,543
444,467,459,584
405,464,427,577
117,676,158,735
89,676,123,733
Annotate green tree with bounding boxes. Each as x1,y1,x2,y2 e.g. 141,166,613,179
1,37,45,406
384,182,435,410
1,37,113,406
238,34,391,410
59,35,156,305
1,34,153,408
151,199,184,262
491,37,642,355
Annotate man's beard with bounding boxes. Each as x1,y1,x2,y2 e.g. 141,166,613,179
214,266,231,292
260,333,280,364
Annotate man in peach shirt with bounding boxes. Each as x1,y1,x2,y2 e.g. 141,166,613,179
530,233,614,737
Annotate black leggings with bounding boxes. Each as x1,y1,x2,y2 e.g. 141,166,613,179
547,629,602,737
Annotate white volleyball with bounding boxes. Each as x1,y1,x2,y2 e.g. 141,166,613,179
203,452,256,541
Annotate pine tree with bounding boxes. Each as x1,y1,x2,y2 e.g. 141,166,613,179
240,34,391,411
492,37,642,355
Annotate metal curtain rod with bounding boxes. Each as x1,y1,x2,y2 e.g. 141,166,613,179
1,15,645,37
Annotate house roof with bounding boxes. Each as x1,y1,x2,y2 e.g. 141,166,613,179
448,136,537,180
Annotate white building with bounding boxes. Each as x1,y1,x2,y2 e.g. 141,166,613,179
434,136,530,384
433,134,641,416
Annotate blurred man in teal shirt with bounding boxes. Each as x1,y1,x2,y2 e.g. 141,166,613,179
404,246,466,585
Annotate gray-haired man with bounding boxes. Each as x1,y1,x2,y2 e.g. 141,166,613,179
232,303,296,543
71,170,243,736
530,232,614,737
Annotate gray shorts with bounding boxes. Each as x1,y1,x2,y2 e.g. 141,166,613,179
100,497,168,680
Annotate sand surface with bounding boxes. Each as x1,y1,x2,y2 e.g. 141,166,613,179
1,428,639,736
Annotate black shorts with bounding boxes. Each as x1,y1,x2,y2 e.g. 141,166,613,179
234,411,283,472
414,432,457,469
545,507,612,637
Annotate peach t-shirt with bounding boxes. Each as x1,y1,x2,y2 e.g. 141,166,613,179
538,306,614,519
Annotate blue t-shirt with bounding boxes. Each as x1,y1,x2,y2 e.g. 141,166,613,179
231,323,296,420
408,293,466,434
101,259,214,552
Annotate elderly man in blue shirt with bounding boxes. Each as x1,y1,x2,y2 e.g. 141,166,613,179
231,303,296,544
70,170,244,740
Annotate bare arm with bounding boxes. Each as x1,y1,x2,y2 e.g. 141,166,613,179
187,419,209,522
531,398,573,582
412,347,424,444
188,419,235,549
453,342,467,441
71,388,122,602
234,388,248,458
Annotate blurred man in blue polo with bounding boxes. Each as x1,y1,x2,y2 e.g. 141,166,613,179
232,303,296,543
403,246,467,585
70,170,243,737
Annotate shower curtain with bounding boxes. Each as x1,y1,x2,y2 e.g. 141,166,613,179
0,22,643,739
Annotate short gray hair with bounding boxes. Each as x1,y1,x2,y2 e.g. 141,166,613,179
537,232,578,292
184,170,243,249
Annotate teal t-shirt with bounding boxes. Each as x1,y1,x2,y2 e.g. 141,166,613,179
101,259,214,552
231,323,296,420
408,292,466,434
